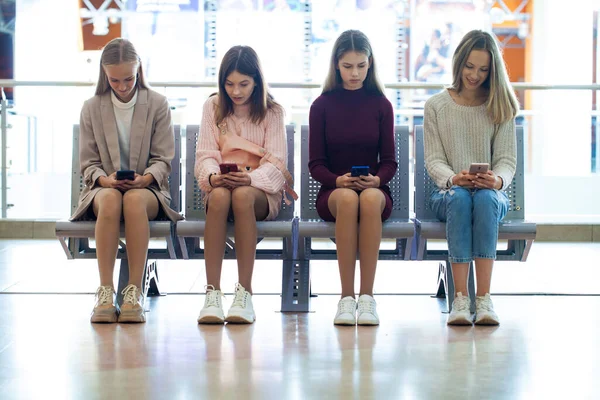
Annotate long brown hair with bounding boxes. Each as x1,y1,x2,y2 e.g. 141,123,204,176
450,30,519,124
322,30,385,95
95,38,150,95
214,45,281,126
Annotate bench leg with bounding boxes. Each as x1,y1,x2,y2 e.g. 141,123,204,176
144,260,163,297
280,259,311,312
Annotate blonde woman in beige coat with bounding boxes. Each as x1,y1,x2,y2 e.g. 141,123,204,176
70,38,182,323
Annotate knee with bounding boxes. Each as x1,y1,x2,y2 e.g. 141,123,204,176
231,187,255,214
473,189,499,210
96,190,122,219
359,189,384,214
207,187,232,214
122,190,147,216
446,187,471,208
335,189,359,214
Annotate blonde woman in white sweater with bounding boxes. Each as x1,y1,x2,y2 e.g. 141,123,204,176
424,30,519,326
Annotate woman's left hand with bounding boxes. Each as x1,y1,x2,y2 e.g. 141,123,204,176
354,174,380,190
222,171,251,188
472,170,502,190
117,174,153,191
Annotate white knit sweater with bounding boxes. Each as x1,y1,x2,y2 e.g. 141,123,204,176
424,89,516,191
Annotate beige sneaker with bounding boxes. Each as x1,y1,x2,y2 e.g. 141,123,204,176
475,294,500,325
334,296,357,325
447,292,473,326
118,284,146,323
357,294,379,326
91,286,119,323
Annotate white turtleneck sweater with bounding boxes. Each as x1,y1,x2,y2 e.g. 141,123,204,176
111,89,138,170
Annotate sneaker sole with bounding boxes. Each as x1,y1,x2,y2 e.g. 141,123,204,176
333,319,356,326
198,315,225,324
118,310,146,323
475,316,500,326
447,315,474,326
225,315,255,324
357,319,379,326
91,311,118,323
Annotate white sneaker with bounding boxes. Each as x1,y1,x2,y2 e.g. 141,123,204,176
357,294,379,326
447,292,473,326
225,283,255,324
475,294,500,325
334,296,357,325
118,284,146,323
91,286,118,323
198,285,225,324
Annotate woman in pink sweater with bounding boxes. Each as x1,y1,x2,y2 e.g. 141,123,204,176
195,45,289,324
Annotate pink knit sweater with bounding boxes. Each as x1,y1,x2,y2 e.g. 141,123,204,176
194,96,287,220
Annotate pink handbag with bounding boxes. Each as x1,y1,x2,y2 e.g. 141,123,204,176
218,121,298,205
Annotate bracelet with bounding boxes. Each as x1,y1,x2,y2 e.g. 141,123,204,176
208,173,215,188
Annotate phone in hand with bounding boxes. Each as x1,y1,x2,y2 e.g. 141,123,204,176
116,170,135,181
469,163,490,175
219,163,239,174
351,166,369,177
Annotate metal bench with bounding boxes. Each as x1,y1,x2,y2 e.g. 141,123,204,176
55,124,182,305
292,125,415,312
414,124,536,311
175,125,297,306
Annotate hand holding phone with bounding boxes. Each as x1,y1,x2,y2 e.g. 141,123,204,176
219,163,239,174
351,166,369,177
116,170,135,181
468,163,489,175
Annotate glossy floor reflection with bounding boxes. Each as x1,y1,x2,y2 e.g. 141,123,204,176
1,293,599,399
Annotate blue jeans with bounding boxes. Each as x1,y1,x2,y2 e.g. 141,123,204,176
430,186,509,263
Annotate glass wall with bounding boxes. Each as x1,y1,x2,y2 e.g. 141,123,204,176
3,0,600,220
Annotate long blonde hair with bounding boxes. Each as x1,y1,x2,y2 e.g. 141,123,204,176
95,38,150,95
450,30,519,124
322,30,385,95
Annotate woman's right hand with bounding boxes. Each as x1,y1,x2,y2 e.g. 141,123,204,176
209,173,227,189
97,173,129,190
452,170,477,188
336,173,359,189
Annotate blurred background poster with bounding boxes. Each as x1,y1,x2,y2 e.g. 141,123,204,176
410,0,489,99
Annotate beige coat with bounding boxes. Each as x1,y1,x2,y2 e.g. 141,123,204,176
69,88,182,222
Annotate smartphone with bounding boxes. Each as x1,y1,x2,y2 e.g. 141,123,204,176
219,163,239,174
116,170,135,180
469,163,490,175
351,166,370,177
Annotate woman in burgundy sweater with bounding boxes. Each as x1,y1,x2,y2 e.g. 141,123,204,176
309,30,397,326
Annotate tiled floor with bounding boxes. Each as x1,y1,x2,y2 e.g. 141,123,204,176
1,240,600,399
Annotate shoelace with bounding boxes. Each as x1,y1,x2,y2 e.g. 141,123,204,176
230,283,248,308
96,286,113,306
204,285,223,308
121,284,139,305
339,298,356,314
477,297,493,312
358,299,375,314
453,296,471,312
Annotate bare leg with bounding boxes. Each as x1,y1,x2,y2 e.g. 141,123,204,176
474,258,493,296
328,189,360,298
452,263,470,297
357,189,385,296
93,189,123,288
122,189,159,288
204,188,232,291
231,186,269,294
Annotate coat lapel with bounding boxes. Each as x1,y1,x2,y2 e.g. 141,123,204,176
129,88,149,172
100,92,121,172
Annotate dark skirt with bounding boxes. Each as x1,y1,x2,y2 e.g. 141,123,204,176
315,185,393,222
